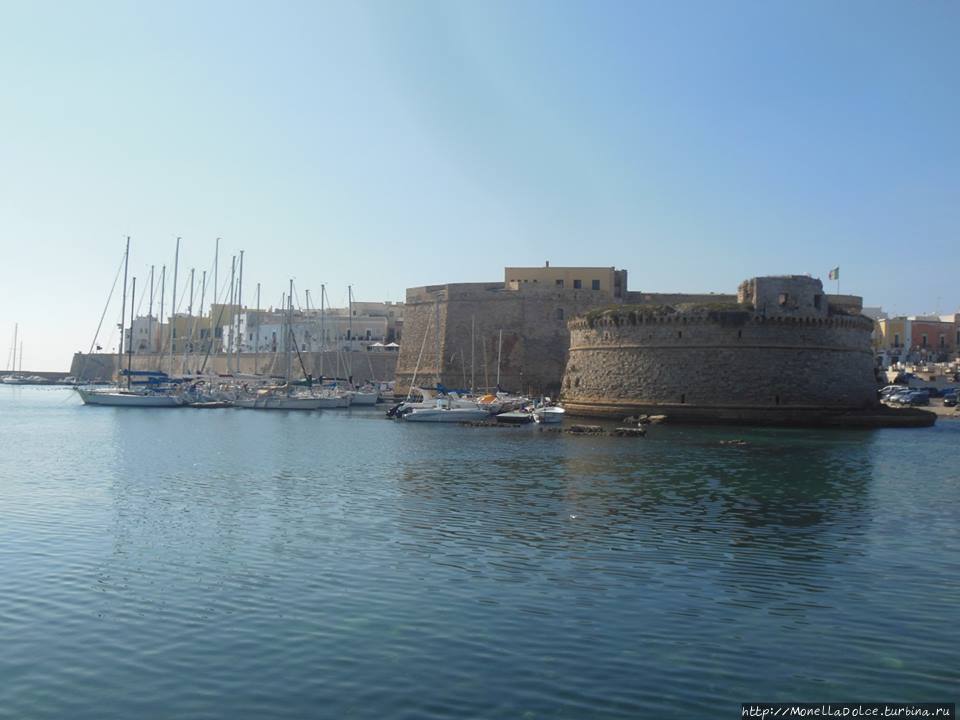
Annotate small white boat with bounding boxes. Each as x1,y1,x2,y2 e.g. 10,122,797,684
402,397,491,423
2,375,28,385
533,405,565,424
495,409,535,425
76,388,184,407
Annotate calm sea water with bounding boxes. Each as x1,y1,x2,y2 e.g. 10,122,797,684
0,387,957,719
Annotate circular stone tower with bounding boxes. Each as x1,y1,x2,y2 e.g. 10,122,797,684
560,276,880,424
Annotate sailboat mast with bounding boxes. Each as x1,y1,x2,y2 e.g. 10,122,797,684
227,255,235,373
10,322,17,372
19,340,23,375
286,279,294,382
320,284,325,377
471,315,475,394
213,237,220,347
348,285,354,379
199,270,207,356
255,282,261,375
159,266,166,354
236,250,244,375
169,237,180,374
148,265,155,359
118,236,130,384
435,297,441,387
127,276,136,389
496,328,503,389
188,268,195,316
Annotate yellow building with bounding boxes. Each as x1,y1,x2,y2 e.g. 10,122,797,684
504,263,627,299
875,317,911,358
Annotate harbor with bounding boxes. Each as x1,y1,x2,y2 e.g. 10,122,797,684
3,2,958,715
1,385,957,718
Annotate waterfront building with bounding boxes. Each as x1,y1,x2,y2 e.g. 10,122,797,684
908,315,956,362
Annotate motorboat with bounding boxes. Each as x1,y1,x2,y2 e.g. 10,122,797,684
495,409,535,425
389,388,481,418
402,397,491,423
533,405,565,424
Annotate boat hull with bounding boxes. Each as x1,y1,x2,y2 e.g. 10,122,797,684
534,407,565,424
403,408,490,423
235,396,323,410
76,389,183,407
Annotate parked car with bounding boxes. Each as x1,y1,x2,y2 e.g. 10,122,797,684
907,390,930,406
944,395,957,407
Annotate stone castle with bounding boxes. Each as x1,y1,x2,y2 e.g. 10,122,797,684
396,264,751,397
395,269,907,425
561,275,880,424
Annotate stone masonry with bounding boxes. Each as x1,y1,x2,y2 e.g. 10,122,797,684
561,276,879,423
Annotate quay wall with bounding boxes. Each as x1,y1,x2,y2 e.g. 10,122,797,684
560,304,879,422
70,351,397,384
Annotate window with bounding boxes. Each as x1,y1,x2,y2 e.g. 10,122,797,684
778,293,789,306
814,295,822,310
922,334,927,347
591,279,600,290
940,334,945,349
555,279,564,288
573,279,582,289
894,334,900,348
555,308,564,320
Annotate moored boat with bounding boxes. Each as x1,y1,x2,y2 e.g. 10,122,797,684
76,388,184,407
533,405,565,424
402,397,491,423
495,409,535,425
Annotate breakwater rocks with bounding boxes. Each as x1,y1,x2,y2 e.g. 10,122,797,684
560,276,934,428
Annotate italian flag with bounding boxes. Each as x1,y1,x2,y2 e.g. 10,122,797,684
828,267,839,280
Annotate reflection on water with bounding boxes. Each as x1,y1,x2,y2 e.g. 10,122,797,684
0,388,958,719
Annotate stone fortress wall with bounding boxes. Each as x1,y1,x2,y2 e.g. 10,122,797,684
394,268,739,397
560,276,879,423
396,282,633,396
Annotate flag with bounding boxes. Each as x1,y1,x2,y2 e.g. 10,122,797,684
828,267,839,280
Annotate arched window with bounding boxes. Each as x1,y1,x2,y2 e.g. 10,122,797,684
555,308,564,321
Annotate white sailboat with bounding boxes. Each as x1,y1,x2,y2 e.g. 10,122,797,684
77,387,184,407
2,325,27,384
236,279,324,410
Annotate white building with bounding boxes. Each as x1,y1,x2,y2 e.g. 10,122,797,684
223,310,388,354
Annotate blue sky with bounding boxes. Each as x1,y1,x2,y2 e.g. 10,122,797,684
1,1,957,369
